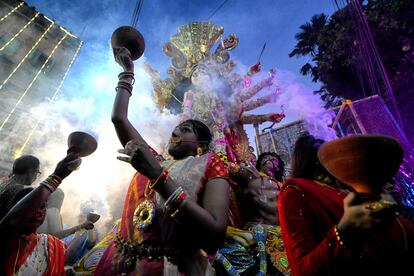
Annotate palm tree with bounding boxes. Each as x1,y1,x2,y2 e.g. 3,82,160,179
289,14,327,58
289,14,327,84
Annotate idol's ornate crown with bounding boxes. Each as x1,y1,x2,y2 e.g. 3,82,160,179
144,22,239,111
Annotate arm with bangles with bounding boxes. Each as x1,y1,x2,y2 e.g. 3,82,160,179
113,48,230,254
40,207,94,239
111,47,147,148
158,176,230,254
0,154,80,235
128,145,230,254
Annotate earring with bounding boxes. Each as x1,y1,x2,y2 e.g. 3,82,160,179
197,147,203,156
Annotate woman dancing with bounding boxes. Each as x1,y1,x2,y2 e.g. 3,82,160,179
95,47,230,275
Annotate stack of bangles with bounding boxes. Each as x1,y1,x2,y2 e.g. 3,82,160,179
115,72,135,96
40,175,62,192
164,186,188,218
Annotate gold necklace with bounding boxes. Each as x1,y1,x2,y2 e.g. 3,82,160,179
134,160,179,230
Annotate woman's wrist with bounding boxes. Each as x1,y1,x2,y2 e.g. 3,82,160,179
116,71,135,95
123,66,134,73
335,222,365,254
40,175,62,192
148,167,163,181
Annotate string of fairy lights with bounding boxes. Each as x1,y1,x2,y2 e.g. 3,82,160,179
0,19,55,91
0,12,39,52
14,40,84,158
0,1,23,23
0,1,83,159
0,33,69,132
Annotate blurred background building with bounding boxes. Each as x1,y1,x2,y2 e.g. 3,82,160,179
0,0,82,176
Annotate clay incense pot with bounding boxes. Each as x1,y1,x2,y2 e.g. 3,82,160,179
317,135,403,195
111,26,145,60
67,131,98,157
86,212,100,223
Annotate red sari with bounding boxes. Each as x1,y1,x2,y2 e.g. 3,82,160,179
95,151,228,275
1,233,65,276
278,178,414,276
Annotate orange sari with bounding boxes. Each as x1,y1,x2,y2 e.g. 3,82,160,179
2,233,65,276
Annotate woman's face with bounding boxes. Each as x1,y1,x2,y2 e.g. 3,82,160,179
31,165,41,183
23,203,47,234
168,122,200,159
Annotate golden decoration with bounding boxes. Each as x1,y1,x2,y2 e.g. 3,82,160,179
143,22,239,111
133,200,156,230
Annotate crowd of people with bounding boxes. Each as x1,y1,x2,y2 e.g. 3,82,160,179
0,46,413,276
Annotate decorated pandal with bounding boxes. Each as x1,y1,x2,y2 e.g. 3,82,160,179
68,21,290,275
2,20,413,276
65,22,412,275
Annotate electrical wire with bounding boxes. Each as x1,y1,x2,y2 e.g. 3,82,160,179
131,0,144,27
207,0,229,20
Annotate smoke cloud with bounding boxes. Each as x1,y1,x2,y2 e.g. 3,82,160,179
10,49,180,234
274,70,337,141
2,1,337,235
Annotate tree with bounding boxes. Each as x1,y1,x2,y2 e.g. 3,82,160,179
289,0,414,108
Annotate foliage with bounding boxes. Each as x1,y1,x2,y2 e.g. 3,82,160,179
289,0,414,107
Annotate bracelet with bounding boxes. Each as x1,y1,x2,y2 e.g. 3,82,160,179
171,199,187,218
118,71,135,79
40,182,55,192
49,174,62,183
46,175,61,189
118,78,134,87
118,72,135,85
118,80,133,90
115,84,132,95
116,83,132,91
40,177,60,192
45,177,59,187
164,186,183,209
166,189,188,216
334,225,346,248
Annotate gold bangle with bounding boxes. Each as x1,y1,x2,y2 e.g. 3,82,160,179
334,225,345,248
49,174,62,183
171,199,187,218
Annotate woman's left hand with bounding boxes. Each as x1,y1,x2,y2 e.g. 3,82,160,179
117,140,162,179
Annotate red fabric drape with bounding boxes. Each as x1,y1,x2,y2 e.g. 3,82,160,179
44,234,66,276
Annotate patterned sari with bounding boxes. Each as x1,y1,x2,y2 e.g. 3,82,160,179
95,150,228,275
74,220,121,274
2,233,65,276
